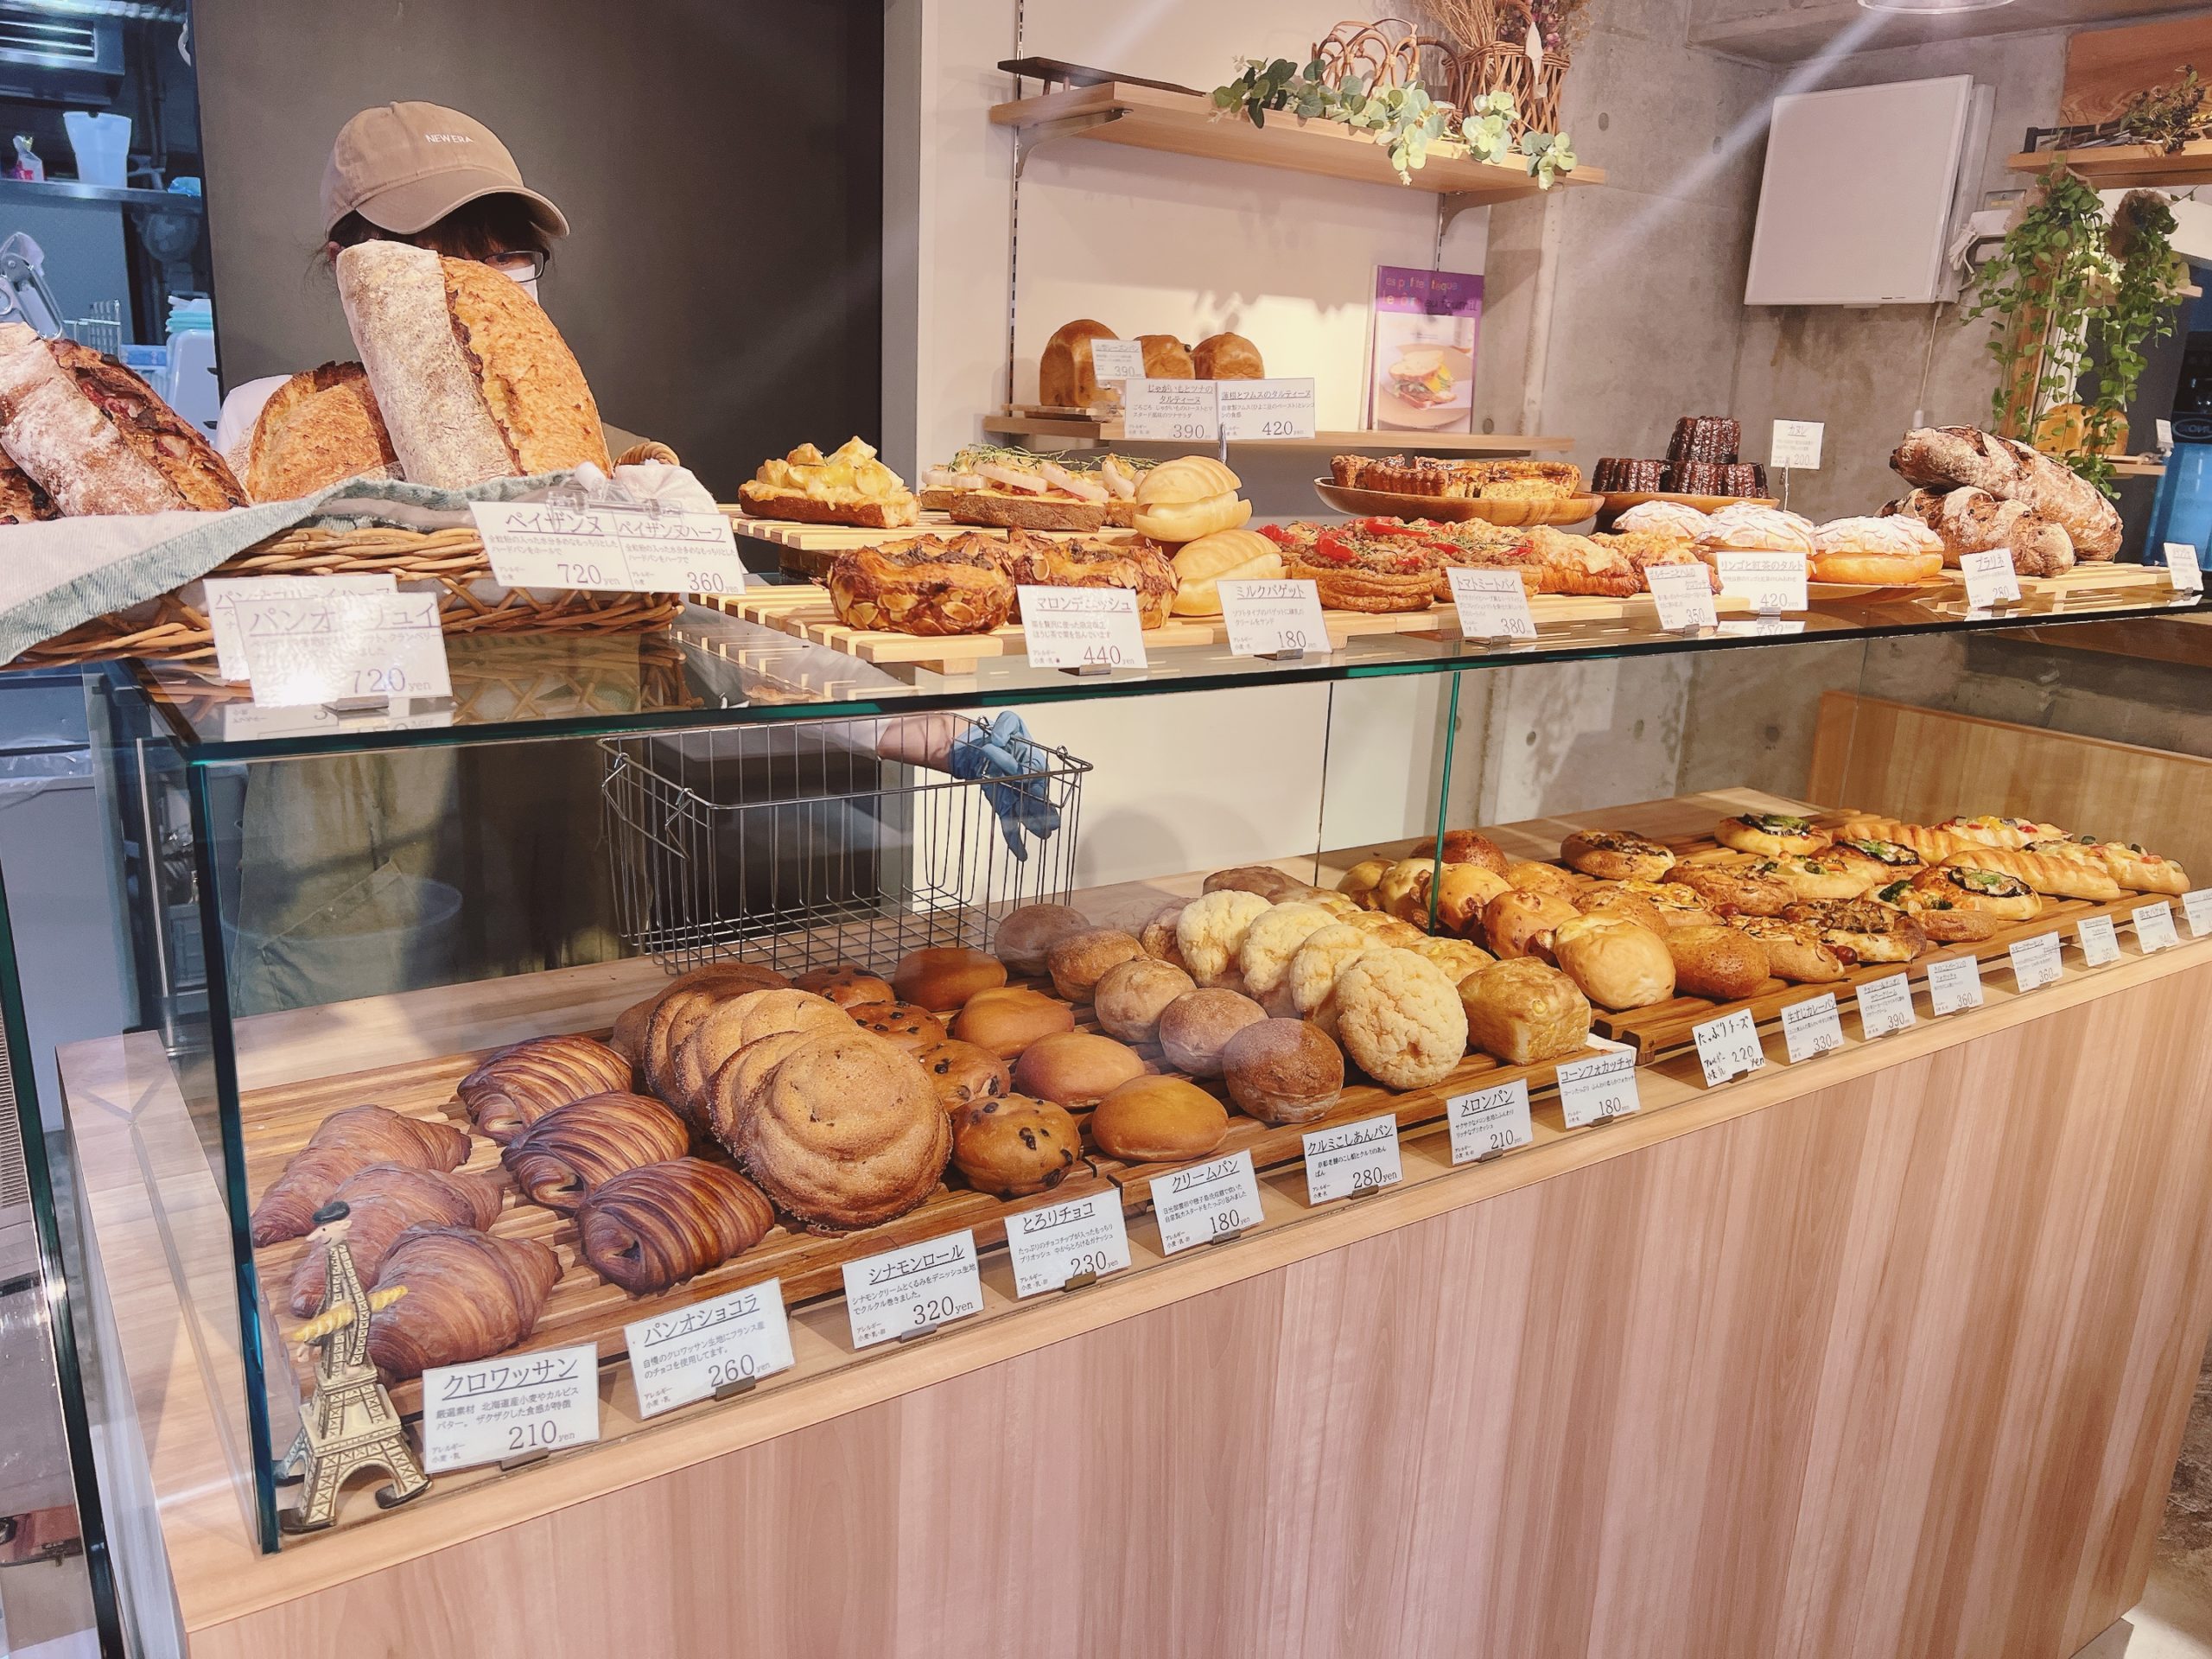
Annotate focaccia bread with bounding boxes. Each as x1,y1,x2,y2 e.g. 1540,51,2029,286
1889,426,2120,559
336,240,610,488
243,360,399,501
0,322,245,514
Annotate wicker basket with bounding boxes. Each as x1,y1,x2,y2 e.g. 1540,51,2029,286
14,442,695,669
1311,13,1567,144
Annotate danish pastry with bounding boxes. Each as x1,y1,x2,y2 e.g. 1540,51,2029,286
1873,879,2001,943
1712,812,1830,857
1559,829,1675,882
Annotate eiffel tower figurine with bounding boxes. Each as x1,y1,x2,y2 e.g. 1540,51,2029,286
276,1199,431,1534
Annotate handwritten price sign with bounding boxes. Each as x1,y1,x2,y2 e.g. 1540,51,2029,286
420,1342,600,1473
235,589,451,709
473,501,744,594
625,1281,794,1418
841,1230,983,1350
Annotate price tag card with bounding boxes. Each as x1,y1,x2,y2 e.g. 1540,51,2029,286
1122,378,1220,442
472,501,745,594
2009,931,2063,992
1645,563,1718,631
1781,994,1844,1064
1692,1008,1766,1086
1554,1041,1640,1128
1770,419,1824,469
1854,973,1916,1040
841,1230,983,1350
1448,1078,1532,1164
2134,899,2181,953
1925,954,1984,1015
1959,549,2021,611
420,1342,600,1473
625,1280,794,1418
1713,551,1808,614
1217,378,1318,441
2164,542,2204,594
1448,566,1538,642
205,574,396,682
1717,618,1806,638
1018,586,1149,671
1004,1192,1131,1299
1152,1150,1263,1256
2184,887,2212,938
2075,912,2120,968
236,589,452,709
2158,417,2176,450
1087,339,1147,385
1219,578,1329,658
1300,1113,1405,1205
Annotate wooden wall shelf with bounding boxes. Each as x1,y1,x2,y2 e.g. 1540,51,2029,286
979,412,1573,453
988,80,1605,204
2008,138,2212,189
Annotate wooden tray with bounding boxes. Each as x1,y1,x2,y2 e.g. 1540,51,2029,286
1313,480,1602,525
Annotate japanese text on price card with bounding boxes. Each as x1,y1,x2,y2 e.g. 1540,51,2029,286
1152,1151,1262,1255
1217,378,1317,441
1854,974,1916,1039
1555,1042,1640,1128
1782,994,1843,1063
1004,1193,1131,1299
1959,549,2020,611
1019,586,1149,671
1713,552,1808,614
1448,1078,1532,1164
1693,1008,1765,1085
1301,1114,1403,1204
2009,932,2063,991
420,1343,600,1473
1770,419,1824,469
1122,378,1219,442
841,1230,983,1350
1646,563,1717,632
626,1281,793,1418
1925,954,1983,1014
236,589,451,708
472,500,743,594
1219,579,1328,658
1449,566,1537,641
205,574,394,682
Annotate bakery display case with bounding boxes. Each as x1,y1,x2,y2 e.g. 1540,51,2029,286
45,599,2212,1653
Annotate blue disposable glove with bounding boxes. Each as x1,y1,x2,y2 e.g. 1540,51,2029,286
948,710,1062,860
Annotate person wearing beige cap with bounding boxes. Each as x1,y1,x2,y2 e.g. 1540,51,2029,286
213,100,570,465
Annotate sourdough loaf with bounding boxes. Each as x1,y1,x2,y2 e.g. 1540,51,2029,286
1889,426,2120,558
243,360,399,501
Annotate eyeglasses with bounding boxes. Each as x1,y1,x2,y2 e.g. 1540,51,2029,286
480,250,545,281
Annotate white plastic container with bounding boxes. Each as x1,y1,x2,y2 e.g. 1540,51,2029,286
62,111,130,188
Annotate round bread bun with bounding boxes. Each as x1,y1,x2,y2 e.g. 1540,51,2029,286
1504,860,1581,900
1332,950,1469,1091
1089,1074,1229,1163
1344,913,1427,949
727,1030,949,1233
1376,857,1445,925
1411,829,1509,874
1205,864,1306,900
1410,935,1493,984
1139,903,1188,968
1693,504,1817,556
1170,529,1284,615
1223,1018,1344,1125
1809,548,1943,585
1484,889,1580,961
1011,1030,1147,1108
951,1094,1084,1198
1572,884,1670,937
846,1001,948,1054
1192,332,1265,380
1092,957,1198,1044
1669,862,1796,918
1814,514,1945,559
1236,902,1340,1012
1175,890,1273,988
1664,925,1770,1001
950,986,1077,1058
1133,491,1251,545
791,964,896,1008
1337,858,1390,908
1559,829,1675,882
992,904,1090,976
1433,864,1513,938
1135,454,1241,505
892,946,1007,1012
913,1039,1012,1115
1287,924,1387,1034
1712,812,1831,858
1613,500,1713,543
1725,916,1846,982
1157,987,1268,1077
1047,928,1147,1001
1551,914,1676,1011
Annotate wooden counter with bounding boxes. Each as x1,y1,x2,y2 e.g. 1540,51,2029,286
60,865,2212,1655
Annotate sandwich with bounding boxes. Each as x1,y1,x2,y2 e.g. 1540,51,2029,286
242,360,399,502
335,240,609,490
1388,348,1454,410
919,445,1152,531
0,321,245,515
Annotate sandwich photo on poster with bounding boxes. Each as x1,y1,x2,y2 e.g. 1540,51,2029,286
1367,266,1481,433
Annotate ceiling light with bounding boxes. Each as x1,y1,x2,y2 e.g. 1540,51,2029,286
1857,0,2014,13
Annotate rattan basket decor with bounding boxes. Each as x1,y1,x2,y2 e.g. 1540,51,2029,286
13,443,694,669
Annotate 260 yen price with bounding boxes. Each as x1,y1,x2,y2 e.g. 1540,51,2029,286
706,1355,758,1389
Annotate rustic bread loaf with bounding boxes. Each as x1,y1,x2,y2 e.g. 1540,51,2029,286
243,360,399,501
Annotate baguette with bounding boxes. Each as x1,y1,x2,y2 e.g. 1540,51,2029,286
243,360,399,501
336,240,609,488
1941,844,2120,901
0,321,245,514
1889,427,2120,559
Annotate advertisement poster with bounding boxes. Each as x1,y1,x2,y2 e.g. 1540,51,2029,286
1367,266,1482,433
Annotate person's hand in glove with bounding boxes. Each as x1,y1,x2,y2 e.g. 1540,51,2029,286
875,712,1061,859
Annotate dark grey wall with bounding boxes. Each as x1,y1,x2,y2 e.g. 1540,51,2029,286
190,0,882,496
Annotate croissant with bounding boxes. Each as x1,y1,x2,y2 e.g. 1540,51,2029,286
364,1225,563,1382
576,1159,777,1296
458,1034,632,1145
499,1091,690,1212
250,1104,472,1246
1942,844,2120,901
286,1163,505,1317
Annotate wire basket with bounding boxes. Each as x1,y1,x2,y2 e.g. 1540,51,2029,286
601,716,1090,976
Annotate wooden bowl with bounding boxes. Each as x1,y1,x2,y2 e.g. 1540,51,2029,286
1312,480,1602,526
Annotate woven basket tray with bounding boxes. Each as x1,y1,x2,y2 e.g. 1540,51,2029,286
16,442,694,669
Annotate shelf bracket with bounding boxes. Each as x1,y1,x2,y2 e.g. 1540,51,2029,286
1433,192,1486,266
1014,111,1125,178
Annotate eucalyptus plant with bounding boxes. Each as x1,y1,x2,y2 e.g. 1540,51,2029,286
1211,59,1575,187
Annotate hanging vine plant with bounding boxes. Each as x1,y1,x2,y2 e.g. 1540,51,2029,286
2074,190,2190,493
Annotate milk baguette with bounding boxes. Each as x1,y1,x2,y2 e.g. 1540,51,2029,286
0,321,244,514
335,241,609,489
243,361,398,501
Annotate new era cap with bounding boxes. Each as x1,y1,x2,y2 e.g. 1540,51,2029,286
321,101,569,239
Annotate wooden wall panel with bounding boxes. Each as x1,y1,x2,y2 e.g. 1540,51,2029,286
2062,16,2212,126
1806,690,2212,876
193,964,2212,1659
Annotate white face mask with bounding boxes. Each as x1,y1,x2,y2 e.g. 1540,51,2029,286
509,272,540,303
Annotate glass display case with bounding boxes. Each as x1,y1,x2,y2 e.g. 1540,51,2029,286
55,583,2212,1558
